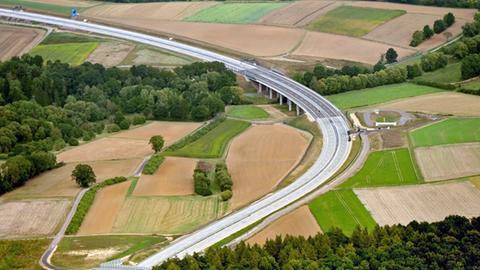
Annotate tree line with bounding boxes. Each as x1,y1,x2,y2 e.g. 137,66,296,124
153,215,480,270
370,0,480,8
410,12,455,47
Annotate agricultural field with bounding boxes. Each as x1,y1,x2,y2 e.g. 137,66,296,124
86,42,134,67
0,199,70,238
309,190,376,236
415,143,480,181
227,124,310,209
246,206,321,246
355,181,480,225
308,6,405,37
377,92,480,116
226,105,270,120
0,0,78,14
0,239,49,270
0,25,45,61
133,157,197,196
51,235,167,269
340,148,419,188
410,118,480,147
164,119,250,158
185,3,286,24
415,62,462,84
259,1,335,27
121,45,198,68
326,83,443,110
30,42,98,65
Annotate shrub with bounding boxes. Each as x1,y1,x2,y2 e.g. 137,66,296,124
194,170,212,196
93,122,105,134
406,64,423,79
119,119,131,130
461,54,480,80
220,190,233,201
423,25,434,39
132,115,146,125
421,52,448,72
414,80,457,90
410,30,425,47
68,138,79,146
82,131,95,141
443,12,455,27
433,19,446,34
215,163,233,192
52,139,66,151
106,124,120,133
142,154,165,175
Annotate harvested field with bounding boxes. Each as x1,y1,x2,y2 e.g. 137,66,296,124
0,199,70,238
122,46,197,67
259,1,335,27
378,92,480,117
355,181,480,225
247,206,321,246
57,138,151,162
112,196,228,234
227,124,310,209
111,121,201,146
415,143,480,181
2,159,141,199
78,181,131,235
185,3,286,24
28,0,97,7
86,42,134,67
83,2,217,21
0,25,45,61
292,31,415,64
133,157,196,196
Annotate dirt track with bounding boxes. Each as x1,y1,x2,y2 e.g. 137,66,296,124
259,1,335,27
0,25,45,61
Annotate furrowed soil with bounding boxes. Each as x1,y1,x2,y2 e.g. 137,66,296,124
78,181,131,235
259,1,336,27
227,124,310,209
354,181,480,225
133,157,197,196
86,42,134,67
415,143,480,181
246,206,321,246
0,25,45,61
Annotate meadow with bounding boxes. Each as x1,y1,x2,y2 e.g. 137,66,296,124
226,105,270,120
309,190,376,235
30,42,98,66
340,148,419,188
308,6,405,37
185,3,286,24
415,62,462,84
0,239,49,270
326,83,443,110
410,118,480,147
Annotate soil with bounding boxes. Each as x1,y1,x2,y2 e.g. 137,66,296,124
0,25,45,61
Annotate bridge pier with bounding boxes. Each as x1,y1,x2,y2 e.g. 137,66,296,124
296,104,300,116
269,88,273,99
288,99,292,111
279,94,283,105
257,82,262,94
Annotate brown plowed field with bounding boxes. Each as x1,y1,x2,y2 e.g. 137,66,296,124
57,138,151,162
259,1,336,27
2,159,141,199
86,42,134,67
377,92,480,116
247,206,321,246
293,31,415,64
111,121,202,146
227,124,310,209
354,181,480,225
0,199,70,238
133,157,196,196
0,25,45,61
415,143,480,181
78,180,131,235
83,2,217,21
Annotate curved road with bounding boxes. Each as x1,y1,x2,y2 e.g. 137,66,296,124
0,9,352,269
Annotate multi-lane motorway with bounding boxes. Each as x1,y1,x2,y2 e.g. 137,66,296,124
0,9,352,269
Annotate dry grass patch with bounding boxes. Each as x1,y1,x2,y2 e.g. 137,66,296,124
378,92,480,116
259,1,335,27
0,199,70,238
247,206,321,246
227,124,310,209
57,138,151,162
0,25,45,61
111,121,201,146
2,159,141,199
415,143,480,181
133,157,196,196
78,181,131,235
86,42,134,67
355,181,480,226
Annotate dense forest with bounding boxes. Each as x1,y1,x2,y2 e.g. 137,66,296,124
154,215,480,270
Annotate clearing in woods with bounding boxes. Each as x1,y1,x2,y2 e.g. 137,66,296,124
185,3,287,24
354,181,480,225
309,190,376,236
226,105,270,120
0,25,45,61
307,6,405,37
30,42,99,66
340,148,419,188
415,143,480,181
326,83,443,110
410,118,480,147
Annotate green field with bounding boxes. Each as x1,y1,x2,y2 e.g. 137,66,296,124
185,3,286,24
415,62,462,84
52,235,166,269
460,77,480,90
226,105,270,120
326,83,443,110
410,118,480,147
41,31,103,45
0,0,73,14
308,6,405,37
340,148,419,188
0,239,48,270
164,119,250,158
30,42,98,66
309,190,376,235
121,45,197,67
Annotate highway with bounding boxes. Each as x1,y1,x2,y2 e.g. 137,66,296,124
0,9,352,269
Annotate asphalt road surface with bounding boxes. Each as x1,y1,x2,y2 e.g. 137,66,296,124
0,9,352,269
